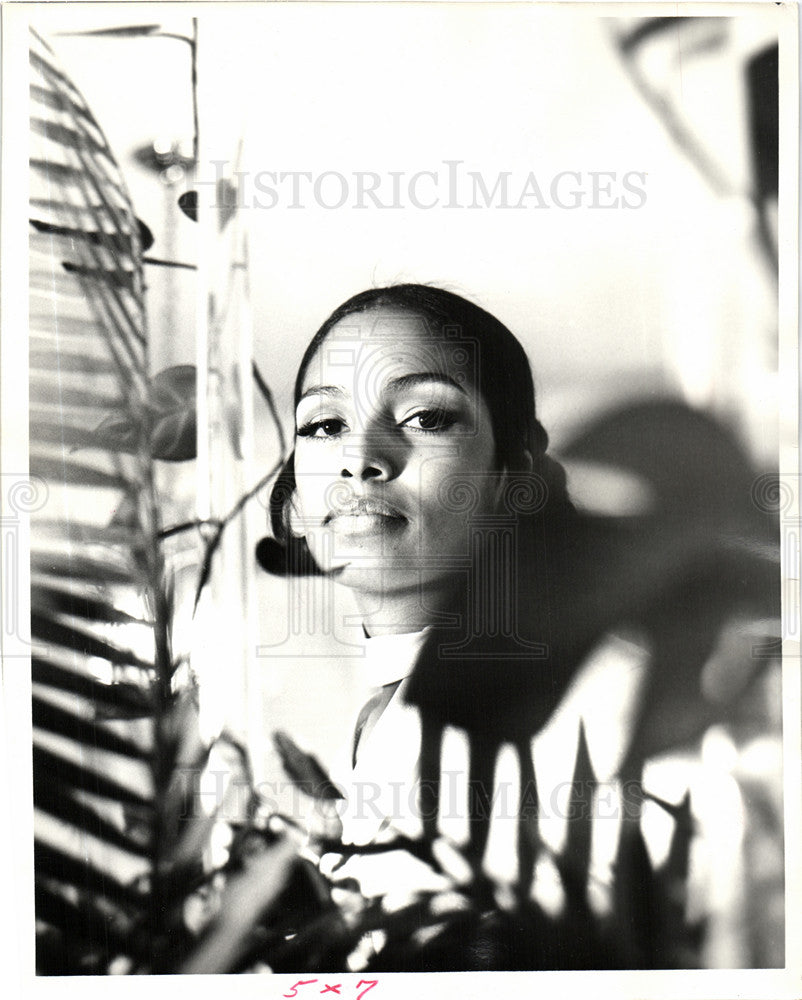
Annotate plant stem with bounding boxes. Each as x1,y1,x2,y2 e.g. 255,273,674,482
252,359,286,455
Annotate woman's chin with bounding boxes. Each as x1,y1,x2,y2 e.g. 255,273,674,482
318,529,409,568
323,560,427,597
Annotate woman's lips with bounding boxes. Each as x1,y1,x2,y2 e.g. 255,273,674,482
324,496,407,535
331,512,406,536
325,496,406,521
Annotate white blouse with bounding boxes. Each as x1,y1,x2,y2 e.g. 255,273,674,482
317,629,704,912
307,626,757,968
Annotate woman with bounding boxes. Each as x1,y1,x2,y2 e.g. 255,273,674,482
257,284,780,971
261,284,653,903
270,283,572,627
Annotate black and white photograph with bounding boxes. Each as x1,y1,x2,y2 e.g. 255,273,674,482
1,1,799,996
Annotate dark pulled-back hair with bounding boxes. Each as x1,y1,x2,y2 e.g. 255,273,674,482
263,284,572,574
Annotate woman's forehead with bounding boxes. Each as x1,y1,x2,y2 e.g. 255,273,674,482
300,308,478,394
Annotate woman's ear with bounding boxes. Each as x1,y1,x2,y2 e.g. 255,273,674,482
493,468,508,510
493,450,534,508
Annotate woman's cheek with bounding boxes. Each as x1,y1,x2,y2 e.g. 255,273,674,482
292,471,326,526
417,461,465,540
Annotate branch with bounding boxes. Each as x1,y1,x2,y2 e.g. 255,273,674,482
252,359,286,455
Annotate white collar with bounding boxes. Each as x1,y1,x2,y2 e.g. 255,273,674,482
361,626,431,688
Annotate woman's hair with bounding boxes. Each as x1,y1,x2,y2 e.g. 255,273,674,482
263,284,572,573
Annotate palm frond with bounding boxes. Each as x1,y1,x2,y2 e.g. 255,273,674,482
32,658,151,717
28,26,222,972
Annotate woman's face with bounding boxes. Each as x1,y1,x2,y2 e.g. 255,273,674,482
291,308,499,596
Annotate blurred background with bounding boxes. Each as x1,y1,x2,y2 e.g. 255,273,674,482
27,3,790,968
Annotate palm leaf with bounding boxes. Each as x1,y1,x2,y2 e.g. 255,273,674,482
34,784,151,858
28,28,215,973
31,611,152,670
32,696,150,759
31,551,140,586
465,732,497,868
516,738,540,895
29,348,120,376
556,722,596,905
29,381,126,411
56,24,163,38
34,415,153,457
31,115,114,160
31,584,148,626
34,884,137,971
32,658,151,717
35,841,146,912
659,790,694,891
33,744,153,809
611,820,660,968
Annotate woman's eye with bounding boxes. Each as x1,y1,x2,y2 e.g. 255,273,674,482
297,418,347,439
402,408,455,432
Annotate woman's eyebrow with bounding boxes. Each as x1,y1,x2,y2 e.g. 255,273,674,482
385,373,467,395
299,374,466,404
297,384,346,403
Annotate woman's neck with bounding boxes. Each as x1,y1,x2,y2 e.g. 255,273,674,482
352,580,457,637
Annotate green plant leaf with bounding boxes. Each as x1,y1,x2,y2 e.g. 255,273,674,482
137,218,154,251
91,411,144,453
180,838,297,974
32,417,141,455
273,731,344,802
177,190,197,221
92,365,197,461
619,559,778,774
148,365,197,461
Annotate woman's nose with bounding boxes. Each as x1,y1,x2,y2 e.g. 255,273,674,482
340,432,398,481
